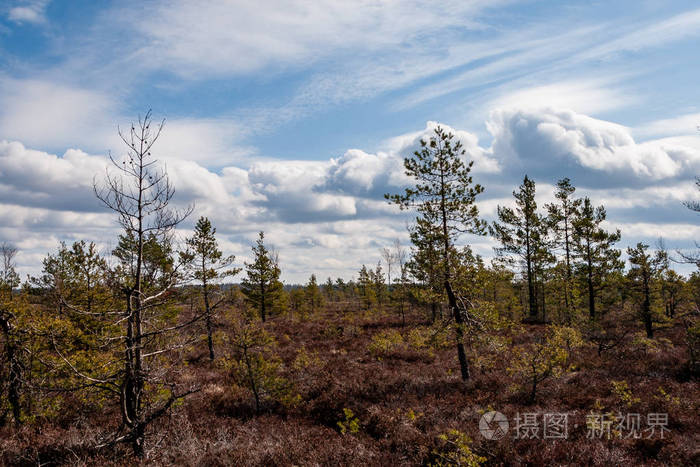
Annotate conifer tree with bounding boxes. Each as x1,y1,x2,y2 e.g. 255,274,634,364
546,178,582,320
660,269,685,318
407,219,444,323
392,239,409,326
627,243,667,337
491,175,541,319
386,126,486,381
357,264,376,310
572,198,622,320
182,217,239,360
304,274,323,314
323,277,335,302
372,261,386,307
241,232,283,322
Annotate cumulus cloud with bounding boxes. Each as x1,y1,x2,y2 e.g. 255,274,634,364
487,107,700,185
2,108,699,281
155,119,255,167
247,160,359,222
0,141,107,211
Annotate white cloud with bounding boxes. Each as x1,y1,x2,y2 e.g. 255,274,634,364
0,141,108,211
485,81,634,116
156,118,255,166
634,113,700,139
7,0,50,24
0,78,257,167
2,109,699,282
577,8,700,61
385,121,500,174
0,78,119,151
126,0,511,78
487,107,700,180
606,222,700,241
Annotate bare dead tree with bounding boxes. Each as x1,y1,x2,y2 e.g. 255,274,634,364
0,242,22,426
392,239,408,326
380,247,395,288
675,177,700,268
74,110,198,456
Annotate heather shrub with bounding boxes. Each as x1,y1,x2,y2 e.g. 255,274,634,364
507,325,583,402
610,380,641,408
337,408,360,435
368,329,404,358
428,429,486,466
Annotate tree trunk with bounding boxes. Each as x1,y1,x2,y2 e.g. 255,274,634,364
203,276,215,360
526,260,536,318
260,282,266,322
446,281,470,381
587,245,595,320
529,377,538,404
206,315,215,361
541,282,546,323
525,216,537,319
244,346,260,413
132,423,145,458
1,318,22,426
439,162,470,382
643,278,653,338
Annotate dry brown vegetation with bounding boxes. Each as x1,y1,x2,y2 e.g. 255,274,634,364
1,299,698,466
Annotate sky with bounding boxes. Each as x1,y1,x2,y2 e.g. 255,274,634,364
0,0,699,283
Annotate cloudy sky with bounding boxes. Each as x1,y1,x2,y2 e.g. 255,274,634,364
1,0,699,283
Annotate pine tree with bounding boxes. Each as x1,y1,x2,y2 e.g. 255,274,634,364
182,217,239,360
304,274,323,314
627,243,667,337
372,261,386,307
546,178,582,321
241,232,283,322
572,197,622,320
357,264,376,310
323,277,335,302
407,219,444,323
491,175,542,319
660,269,685,318
386,126,486,381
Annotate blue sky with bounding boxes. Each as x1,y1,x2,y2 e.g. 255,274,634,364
1,0,699,282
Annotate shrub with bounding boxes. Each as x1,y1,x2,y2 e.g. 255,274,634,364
610,380,641,408
507,325,583,403
429,429,486,466
337,408,360,435
367,330,404,358
226,315,298,413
